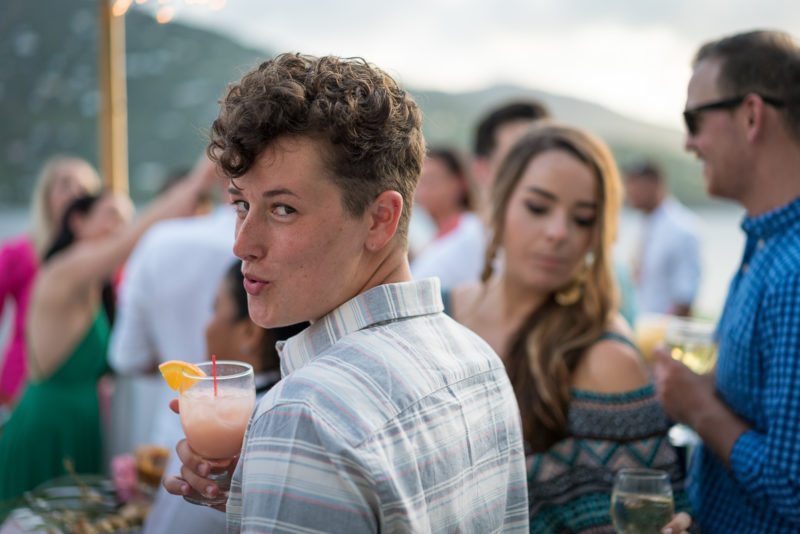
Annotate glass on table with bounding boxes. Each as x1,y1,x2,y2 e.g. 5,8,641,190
178,360,255,507
610,468,675,534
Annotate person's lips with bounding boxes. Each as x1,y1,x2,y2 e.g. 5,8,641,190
532,255,568,270
243,273,269,296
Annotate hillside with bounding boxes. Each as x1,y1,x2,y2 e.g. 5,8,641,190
1,1,706,205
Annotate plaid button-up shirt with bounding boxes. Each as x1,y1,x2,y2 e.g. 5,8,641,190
690,197,800,533
226,279,528,533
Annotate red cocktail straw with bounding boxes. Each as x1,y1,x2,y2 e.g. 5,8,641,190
211,354,218,398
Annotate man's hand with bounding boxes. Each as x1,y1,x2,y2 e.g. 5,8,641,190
653,346,749,467
652,347,715,426
662,511,692,533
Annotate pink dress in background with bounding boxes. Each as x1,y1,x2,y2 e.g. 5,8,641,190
0,235,37,404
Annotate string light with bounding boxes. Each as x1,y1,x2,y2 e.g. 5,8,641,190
156,6,175,23
111,0,224,20
111,0,133,16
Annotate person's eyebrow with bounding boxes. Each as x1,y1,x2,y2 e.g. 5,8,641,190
261,188,299,199
226,186,299,199
528,186,597,209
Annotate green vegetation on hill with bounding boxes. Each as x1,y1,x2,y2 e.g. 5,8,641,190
1,0,708,205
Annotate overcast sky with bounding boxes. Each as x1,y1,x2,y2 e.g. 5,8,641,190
143,0,800,130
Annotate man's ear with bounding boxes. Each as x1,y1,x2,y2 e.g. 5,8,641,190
744,94,766,144
365,190,403,252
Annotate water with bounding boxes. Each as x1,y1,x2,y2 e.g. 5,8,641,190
0,207,29,239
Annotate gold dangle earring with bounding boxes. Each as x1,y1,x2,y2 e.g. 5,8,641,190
555,254,592,306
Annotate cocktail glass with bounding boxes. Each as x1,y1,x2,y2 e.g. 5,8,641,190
179,360,255,506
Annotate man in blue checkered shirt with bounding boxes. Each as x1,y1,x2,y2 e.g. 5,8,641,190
654,30,800,533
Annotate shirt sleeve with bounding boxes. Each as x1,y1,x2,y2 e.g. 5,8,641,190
231,402,378,533
728,271,800,525
668,229,701,307
108,236,159,373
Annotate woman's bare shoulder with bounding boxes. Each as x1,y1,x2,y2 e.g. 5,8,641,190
572,316,649,394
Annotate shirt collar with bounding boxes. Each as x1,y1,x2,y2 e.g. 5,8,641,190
741,196,800,240
277,278,443,376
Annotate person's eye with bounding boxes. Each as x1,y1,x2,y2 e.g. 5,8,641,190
525,202,548,215
272,204,297,217
231,200,248,217
574,216,596,228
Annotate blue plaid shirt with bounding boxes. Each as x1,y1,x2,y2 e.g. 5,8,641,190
690,197,800,533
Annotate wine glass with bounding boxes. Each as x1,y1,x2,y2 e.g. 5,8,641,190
610,468,675,534
179,360,255,506
664,317,716,454
664,317,717,374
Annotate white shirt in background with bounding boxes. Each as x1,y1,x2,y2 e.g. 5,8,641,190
410,212,486,290
634,197,702,314
109,206,235,534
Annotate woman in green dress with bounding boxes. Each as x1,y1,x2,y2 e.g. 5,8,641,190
0,163,215,502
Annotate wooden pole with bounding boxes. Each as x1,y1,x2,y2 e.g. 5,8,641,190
98,0,129,193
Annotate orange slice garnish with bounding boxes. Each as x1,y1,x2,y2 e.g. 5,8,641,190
158,360,206,391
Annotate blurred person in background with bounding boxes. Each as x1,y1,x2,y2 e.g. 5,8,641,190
0,156,101,407
141,260,306,534
625,159,701,316
410,147,482,289
655,30,800,532
473,100,553,215
0,169,212,502
410,100,550,289
445,123,689,532
109,158,233,533
156,166,214,216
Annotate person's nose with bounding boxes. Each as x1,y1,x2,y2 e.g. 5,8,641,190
544,212,569,244
232,215,265,262
684,132,697,154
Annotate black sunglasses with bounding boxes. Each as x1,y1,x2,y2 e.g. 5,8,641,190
683,94,786,135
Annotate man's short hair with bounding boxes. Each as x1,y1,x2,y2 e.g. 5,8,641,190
624,160,663,182
473,100,550,158
694,30,800,139
208,53,425,240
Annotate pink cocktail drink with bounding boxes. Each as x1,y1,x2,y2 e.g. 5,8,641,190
178,360,255,506
180,388,254,459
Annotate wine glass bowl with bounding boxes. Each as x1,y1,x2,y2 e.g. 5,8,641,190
664,317,717,374
610,468,674,534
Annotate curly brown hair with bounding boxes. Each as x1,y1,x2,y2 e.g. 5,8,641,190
208,53,426,240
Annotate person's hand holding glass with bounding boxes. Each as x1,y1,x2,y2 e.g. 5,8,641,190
657,317,716,452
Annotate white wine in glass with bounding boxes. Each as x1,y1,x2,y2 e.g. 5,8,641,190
665,317,717,374
610,468,674,534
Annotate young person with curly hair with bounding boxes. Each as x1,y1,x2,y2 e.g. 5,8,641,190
165,53,528,532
